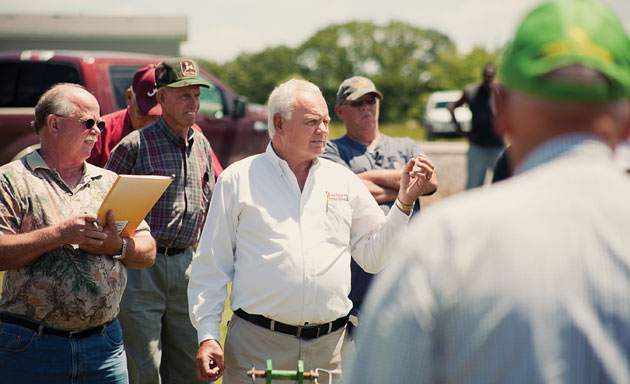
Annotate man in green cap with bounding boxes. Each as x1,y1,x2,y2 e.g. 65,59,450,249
106,58,216,384
347,0,630,383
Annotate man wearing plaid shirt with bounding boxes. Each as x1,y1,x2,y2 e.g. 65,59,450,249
106,58,215,384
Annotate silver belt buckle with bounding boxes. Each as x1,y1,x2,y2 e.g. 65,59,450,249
68,329,81,338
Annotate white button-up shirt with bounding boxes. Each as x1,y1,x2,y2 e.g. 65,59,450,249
188,143,410,343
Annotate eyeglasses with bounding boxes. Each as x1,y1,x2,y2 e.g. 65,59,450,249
55,114,106,131
347,96,377,108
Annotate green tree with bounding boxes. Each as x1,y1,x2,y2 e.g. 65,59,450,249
413,46,501,120
197,21,500,125
200,46,301,105
426,46,501,92
297,21,455,122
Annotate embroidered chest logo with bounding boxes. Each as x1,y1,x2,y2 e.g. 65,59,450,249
325,191,348,212
326,191,348,202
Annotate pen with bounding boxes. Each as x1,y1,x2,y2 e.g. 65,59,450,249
85,212,99,229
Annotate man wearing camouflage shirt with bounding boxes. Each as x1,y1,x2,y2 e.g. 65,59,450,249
0,83,156,383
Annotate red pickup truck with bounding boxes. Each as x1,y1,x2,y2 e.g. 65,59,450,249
0,50,269,167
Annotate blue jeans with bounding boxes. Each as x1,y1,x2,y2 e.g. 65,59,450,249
0,317,128,384
466,143,504,189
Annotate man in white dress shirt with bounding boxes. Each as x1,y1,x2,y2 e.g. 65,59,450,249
187,78,434,383
347,0,630,383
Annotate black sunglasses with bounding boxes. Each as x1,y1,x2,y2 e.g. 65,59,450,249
55,114,106,130
347,96,377,108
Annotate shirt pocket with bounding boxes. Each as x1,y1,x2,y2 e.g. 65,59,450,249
324,200,352,246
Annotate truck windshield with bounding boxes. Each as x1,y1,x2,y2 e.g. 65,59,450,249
109,65,144,110
0,61,81,107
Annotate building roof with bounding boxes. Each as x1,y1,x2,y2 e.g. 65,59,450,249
0,14,187,40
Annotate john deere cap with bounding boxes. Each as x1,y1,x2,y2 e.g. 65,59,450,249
336,76,383,105
155,58,211,89
499,0,630,102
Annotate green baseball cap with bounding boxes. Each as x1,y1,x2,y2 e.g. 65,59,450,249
155,58,211,89
336,76,383,105
499,0,630,102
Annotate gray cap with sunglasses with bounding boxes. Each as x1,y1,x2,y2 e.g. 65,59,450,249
336,76,383,106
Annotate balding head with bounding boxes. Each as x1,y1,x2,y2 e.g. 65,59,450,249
32,83,97,135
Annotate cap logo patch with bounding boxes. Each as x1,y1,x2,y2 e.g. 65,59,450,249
180,60,197,77
542,25,612,63
147,88,157,97
353,79,371,88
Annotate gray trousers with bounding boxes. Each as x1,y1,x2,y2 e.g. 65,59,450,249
118,247,202,384
222,314,350,384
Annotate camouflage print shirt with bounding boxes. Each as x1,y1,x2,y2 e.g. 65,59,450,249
0,151,150,329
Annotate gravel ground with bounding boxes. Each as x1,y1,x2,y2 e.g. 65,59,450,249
418,141,494,208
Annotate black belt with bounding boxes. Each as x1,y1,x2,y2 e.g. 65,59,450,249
157,246,188,256
235,309,348,340
0,312,113,339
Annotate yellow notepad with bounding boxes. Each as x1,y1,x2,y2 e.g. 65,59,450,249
96,174,173,237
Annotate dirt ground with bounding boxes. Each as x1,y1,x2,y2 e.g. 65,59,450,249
418,141,495,208
419,141,466,207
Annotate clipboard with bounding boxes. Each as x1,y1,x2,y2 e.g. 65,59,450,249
96,174,173,237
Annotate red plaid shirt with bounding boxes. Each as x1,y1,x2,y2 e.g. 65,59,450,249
106,118,214,248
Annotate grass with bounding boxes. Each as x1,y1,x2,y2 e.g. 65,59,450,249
216,288,232,384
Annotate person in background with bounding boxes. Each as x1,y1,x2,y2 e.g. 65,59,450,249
89,64,223,178
348,0,630,383
106,58,215,384
491,145,513,183
449,63,505,188
188,78,434,383
322,75,437,333
0,83,156,383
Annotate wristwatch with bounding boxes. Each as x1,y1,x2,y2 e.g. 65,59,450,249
113,238,127,260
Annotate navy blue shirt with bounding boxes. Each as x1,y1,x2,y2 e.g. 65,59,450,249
465,83,503,147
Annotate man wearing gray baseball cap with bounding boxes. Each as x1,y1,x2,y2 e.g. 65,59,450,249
322,75,438,334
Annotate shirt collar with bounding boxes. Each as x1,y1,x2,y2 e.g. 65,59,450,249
25,150,49,171
265,141,321,177
156,117,195,146
340,134,385,155
515,134,612,175
25,150,105,182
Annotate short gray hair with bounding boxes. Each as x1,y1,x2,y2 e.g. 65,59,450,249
267,78,322,139
31,83,87,134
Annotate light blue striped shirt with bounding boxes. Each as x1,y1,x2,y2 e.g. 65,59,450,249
348,135,630,384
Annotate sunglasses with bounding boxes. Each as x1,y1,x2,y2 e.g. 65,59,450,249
347,96,377,108
55,114,106,130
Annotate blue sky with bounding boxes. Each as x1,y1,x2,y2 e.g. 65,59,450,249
3,0,630,63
